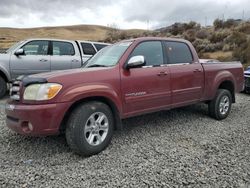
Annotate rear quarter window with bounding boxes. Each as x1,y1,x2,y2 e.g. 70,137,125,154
165,41,193,64
81,42,96,55
93,43,108,51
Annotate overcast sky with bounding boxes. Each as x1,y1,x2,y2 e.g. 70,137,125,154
0,0,249,29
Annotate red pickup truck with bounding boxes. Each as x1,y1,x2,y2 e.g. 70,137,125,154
6,37,244,156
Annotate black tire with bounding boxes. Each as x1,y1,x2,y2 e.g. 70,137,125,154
66,101,114,157
0,76,7,99
208,89,232,120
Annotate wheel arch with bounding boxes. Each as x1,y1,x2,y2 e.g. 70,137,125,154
0,68,10,82
217,80,235,103
60,96,122,133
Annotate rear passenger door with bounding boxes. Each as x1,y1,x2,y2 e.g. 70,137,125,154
164,41,204,107
80,42,97,64
50,41,81,71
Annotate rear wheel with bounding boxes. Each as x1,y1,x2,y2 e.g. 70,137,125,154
208,89,232,120
66,101,114,156
0,76,7,99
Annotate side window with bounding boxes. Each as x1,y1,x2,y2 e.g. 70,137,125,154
22,41,49,55
52,41,75,56
165,42,193,64
93,43,108,51
81,42,96,55
130,41,163,66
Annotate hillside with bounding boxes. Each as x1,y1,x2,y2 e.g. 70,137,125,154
0,25,146,49
1,20,250,68
104,19,250,68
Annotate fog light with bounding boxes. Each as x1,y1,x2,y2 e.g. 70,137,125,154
28,122,33,131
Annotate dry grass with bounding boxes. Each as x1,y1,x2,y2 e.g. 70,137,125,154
203,51,233,61
0,25,118,49
203,51,250,69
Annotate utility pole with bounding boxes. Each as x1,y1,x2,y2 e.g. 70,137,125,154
205,16,207,27
242,10,245,20
147,20,149,31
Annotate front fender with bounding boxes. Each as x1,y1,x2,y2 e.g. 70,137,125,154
58,83,123,115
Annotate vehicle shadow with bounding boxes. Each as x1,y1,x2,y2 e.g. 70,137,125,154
1,103,209,160
121,103,208,131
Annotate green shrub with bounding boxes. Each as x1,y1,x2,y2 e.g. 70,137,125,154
214,19,224,29
183,29,196,42
209,31,228,43
196,30,209,39
237,23,250,34
214,19,240,30
226,31,247,47
193,39,223,53
232,39,250,64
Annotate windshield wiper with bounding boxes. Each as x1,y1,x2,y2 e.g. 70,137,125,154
87,64,109,68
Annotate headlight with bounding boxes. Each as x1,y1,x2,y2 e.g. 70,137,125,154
23,83,62,101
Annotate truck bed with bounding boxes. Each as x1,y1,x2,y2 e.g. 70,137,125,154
201,61,244,100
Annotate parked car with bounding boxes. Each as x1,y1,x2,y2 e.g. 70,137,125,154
244,66,250,93
0,39,110,98
6,37,244,156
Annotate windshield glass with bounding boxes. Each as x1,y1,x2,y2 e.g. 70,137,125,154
6,40,25,53
86,42,132,68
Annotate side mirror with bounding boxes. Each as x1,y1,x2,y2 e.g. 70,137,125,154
14,49,24,56
126,55,145,69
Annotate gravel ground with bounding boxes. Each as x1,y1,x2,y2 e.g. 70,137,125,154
0,93,250,187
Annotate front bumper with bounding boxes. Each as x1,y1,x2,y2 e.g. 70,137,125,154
5,101,72,136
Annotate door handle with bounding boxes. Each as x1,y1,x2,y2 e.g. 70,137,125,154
157,72,168,76
193,69,202,72
39,59,48,62
72,59,79,63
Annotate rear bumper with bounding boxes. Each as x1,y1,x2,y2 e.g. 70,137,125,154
5,101,72,136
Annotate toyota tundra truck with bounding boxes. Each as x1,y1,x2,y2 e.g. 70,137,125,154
5,37,244,156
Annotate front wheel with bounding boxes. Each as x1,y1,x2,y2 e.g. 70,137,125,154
0,76,7,99
208,89,232,120
66,101,114,157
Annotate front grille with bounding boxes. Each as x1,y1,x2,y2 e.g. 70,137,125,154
10,80,21,101
245,77,250,87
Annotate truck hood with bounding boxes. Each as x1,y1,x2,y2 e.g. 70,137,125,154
28,67,116,87
31,67,109,80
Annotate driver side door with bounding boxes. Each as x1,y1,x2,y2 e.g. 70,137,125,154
10,40,51,78
121,41,171,117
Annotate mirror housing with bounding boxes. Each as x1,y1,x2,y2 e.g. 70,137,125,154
125,56,145,69
14,49,24,56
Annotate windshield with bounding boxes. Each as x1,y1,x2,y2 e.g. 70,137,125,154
6,40,25,53
86,42,132,68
